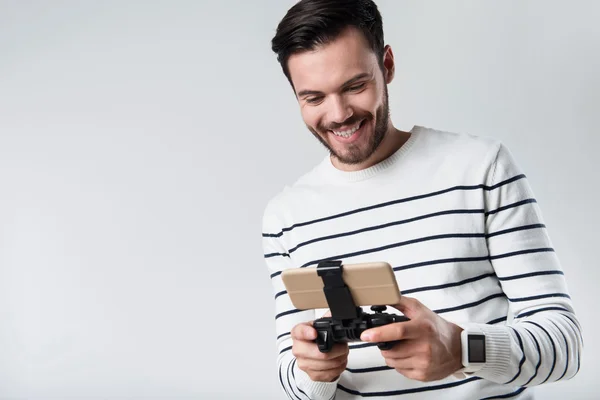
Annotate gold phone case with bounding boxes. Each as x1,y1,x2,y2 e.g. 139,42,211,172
281,261,401,310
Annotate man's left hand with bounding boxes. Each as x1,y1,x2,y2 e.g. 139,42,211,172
360,296,464,382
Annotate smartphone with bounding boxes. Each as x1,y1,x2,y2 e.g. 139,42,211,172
281,261,401,310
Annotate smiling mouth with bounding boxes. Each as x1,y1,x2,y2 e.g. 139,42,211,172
330,120,364,138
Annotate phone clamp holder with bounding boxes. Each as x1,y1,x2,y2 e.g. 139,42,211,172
313,260,409,353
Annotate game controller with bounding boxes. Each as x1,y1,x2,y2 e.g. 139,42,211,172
313,260,410,353
313,305,409,352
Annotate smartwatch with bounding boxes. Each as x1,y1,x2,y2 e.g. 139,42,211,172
460,327,486,372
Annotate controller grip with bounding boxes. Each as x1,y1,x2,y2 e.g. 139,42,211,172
313,319,334,353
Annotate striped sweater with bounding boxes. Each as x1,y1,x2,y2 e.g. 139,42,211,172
261,126,583,399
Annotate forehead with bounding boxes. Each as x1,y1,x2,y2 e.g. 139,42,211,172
287,27,378,94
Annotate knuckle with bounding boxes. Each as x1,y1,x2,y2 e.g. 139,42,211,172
421,343,433,359
311,371,328,382
420,319,435,335
393,324,404,338
406,296,420,307
413,370,427,381
296,359,307,371
418,358,431,370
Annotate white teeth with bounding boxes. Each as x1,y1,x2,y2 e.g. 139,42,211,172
332,122,361,138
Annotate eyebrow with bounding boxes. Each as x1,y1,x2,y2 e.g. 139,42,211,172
296,72,371,98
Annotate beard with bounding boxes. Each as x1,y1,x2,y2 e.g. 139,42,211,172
307,84,390,165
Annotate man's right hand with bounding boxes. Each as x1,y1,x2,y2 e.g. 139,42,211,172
291,322,349,382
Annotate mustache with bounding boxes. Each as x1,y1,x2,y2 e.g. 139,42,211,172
319,113,372,131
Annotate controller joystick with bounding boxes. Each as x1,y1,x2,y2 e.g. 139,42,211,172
371,305,387,313
312,260,410,353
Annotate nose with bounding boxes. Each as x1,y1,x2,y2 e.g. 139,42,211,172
327,95,353,126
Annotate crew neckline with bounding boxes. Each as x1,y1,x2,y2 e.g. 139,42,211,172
321,125,423,183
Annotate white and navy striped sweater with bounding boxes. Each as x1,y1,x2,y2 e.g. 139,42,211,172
262,126,582,400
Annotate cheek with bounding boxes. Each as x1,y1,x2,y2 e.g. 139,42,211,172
301,107,322,129
356,89,380,112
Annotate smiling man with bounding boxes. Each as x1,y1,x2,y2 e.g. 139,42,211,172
261,1,583,399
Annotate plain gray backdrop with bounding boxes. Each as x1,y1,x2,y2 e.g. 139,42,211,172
0,0,598,399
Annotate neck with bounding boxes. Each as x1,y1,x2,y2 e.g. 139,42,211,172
330,123,411,172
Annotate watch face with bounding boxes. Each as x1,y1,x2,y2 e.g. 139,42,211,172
468,334,486,363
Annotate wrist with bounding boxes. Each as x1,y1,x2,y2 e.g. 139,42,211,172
452,324,464,372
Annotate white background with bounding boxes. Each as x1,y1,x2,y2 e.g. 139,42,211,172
0,1,598,398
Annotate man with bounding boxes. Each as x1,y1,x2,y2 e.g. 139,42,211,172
262,1,583,399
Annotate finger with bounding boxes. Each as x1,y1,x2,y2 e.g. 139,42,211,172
360,319,421,342
303,353,347,372
385,355,428,371
293,338,347,361
291,323,317,341
388,296,426,319
308,342,348,360
380,339,419,360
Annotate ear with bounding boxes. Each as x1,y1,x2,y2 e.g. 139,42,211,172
382,45,395,84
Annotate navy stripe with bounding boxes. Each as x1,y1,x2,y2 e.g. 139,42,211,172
402,273,496,295
287,209,484,254
278,361,292,399
485,198,537,216
277,332,291,340
279,345,292,355
267,220,544,262
487,316,508,325
346,365,394,373
290,359,309,399
486,223,545,238
489,247,554,260
480,387,527,399
488,174,527,190
524,321,556,383
516,306,570,319
300,233,487,268
433,292,505,314
338,376,481,396
394,255,490,272
548,319,570,381
497,270,563,281
508,293,570,303
275,290,286,299
522,326,542,386
262,175,527,237
265,252,289,258
287,359,303,400
505,328,525,384
271,271,282,279
276,309,303,320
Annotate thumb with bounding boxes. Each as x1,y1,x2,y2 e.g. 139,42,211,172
292,322,317,341
389,295,426,319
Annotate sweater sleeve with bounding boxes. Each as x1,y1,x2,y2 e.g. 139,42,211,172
262,200,340,400
459,142,584,386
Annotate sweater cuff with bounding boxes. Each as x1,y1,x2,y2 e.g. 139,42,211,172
294,361,339,399
455,323,512,383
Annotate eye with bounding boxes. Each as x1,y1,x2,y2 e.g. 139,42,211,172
306,96,324,104
347,83,366,92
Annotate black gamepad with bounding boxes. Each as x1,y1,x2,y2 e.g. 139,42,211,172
313,305,409,352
